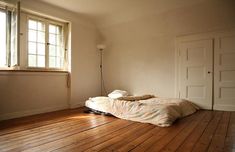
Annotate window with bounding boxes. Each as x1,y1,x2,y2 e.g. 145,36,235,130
0,6,17,68
0,10,6,67
27,17,65,69
0,3,69,71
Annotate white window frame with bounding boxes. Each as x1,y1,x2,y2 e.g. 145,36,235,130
26,14,67,71
0,5,17,69
0,8,7,68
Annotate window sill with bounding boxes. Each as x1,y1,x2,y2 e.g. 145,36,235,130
0,69,69,74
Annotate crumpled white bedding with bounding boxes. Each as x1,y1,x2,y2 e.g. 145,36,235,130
85,97,199,127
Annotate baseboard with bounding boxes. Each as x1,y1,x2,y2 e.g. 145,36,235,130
0,104,69,121
213,104,235,111
192,102,212,110
199,105,212,110
70,101,85,109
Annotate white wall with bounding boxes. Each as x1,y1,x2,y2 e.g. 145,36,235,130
0,0,100,120
0,72,69,120
100,0,235,97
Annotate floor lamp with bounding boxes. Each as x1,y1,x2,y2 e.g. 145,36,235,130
97,44,106,96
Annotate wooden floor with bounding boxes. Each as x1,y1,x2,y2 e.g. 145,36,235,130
0,108,234,152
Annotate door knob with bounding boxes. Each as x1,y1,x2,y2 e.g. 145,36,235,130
208,71,211,74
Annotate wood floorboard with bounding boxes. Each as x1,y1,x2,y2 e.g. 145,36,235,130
6,118,115,152
0,108,234,152
160,111,207,152
207,112,231,152
26,120,133,152
192,111,223,152
52,120,135,152
224,112,235,152
176,110,214,152
91,124,155,152
130,111,202,152
116,126,161,152
84,123,148,152
0,115,112,144
0,108,87,135
144,111,204,152
0,116,115,151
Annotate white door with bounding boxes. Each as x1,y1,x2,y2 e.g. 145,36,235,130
178,39,213,109
214,32,235,111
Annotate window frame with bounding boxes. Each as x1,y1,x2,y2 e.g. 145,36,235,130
0,8,7,67
0,2,19,70
26,14,67,71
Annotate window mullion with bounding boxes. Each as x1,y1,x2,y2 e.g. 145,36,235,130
45,21,49,69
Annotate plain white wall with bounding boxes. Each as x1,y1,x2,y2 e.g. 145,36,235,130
0,72,69,119
100,0,235,97
0,0,100,120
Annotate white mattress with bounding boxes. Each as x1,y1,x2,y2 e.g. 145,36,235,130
85,97,199,127
85,97,111,113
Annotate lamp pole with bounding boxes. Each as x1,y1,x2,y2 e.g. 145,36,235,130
100,49,103,96
97,44,106,96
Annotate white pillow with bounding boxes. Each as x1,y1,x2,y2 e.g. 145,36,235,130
108,90,128,99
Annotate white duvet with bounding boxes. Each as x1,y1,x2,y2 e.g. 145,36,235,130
85,97,199,127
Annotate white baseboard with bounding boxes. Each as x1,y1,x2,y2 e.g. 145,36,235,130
0,104,69,121
199,105,213,110
70,101,85,109
213,104,235,111
193,102,212,110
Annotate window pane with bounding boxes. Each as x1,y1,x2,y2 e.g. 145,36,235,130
49,25,56,34
28,42,36,54
28,20,37,30
61,58,64,67
49,45,56,56
28,30,37,42
37,55,45,67
49,34,56,45
37,22,45,31
57,35,62,46
37,43,45,55
56,57,60,68
37,31,45,43
49,57,56,67
28,55,36,67
56,47,61,57
0,11,6,66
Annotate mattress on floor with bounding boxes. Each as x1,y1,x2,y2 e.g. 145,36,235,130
85,97,199,127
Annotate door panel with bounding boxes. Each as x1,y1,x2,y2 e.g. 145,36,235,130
214,33,235,111
179,39,213,109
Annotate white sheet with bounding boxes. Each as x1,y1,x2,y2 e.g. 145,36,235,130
85,97,199,127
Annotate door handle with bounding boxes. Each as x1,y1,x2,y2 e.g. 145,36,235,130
208,71,211,74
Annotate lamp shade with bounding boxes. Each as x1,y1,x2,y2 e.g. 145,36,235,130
97,44,106,50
